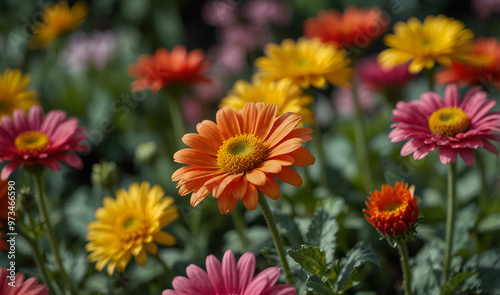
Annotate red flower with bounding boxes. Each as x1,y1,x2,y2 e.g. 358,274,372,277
128,45,211,93
436,37,500,90
304,6,389,48
364,181,419,238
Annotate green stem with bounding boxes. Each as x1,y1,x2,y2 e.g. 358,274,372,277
397,242,413,295
164,91,185,152
258,193,294,285
311,121,330,190
154,254,175,281
442,162,457,284
352,81,375,191
33,172,76,295
231,208,250,251
425,67,435,92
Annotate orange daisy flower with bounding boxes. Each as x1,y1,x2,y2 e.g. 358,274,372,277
363,181,419,239
128,45,211,93
304,6,389,48
436,37,500,90
172,102,315,214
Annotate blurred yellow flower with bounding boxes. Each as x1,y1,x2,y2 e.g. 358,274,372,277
30,1,89,49
220,78,315,124
378,15,475,74
255,38,352,89
86,182,178,276
0,69,39,118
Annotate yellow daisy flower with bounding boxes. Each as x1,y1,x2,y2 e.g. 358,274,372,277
220,78,315,124
378,15,475,74
0,69,39,118
30,1,89,49
86,182,178,276
255,38,352,89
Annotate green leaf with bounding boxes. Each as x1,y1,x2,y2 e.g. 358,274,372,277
274,212,306,247
288,246,327,275
477,213,500,233
307,210,339,264
461,249,500,294
411,241,443,295
336,242,379,291
439,272,476,295
306,275,334,295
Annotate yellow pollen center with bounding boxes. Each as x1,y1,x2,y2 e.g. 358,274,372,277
14,131,50,152
382,202,402,212
294,58,308,66
428,107,470,137
123,216,139,230
217,134,268,175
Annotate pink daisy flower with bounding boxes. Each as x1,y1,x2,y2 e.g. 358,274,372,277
0,105,89,180
163,250,296,295
356,55,415,92
0,267,48,295
389,84,500,166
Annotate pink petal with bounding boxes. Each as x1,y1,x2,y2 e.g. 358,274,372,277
12,108,29,132
253,267,281,286
222,250,239,293
458,149,475,167
41,110,67,137
237,252,256,292
439,146,457,165
206,254,224,293
401,139,425,156
444,84,459,107
186,265,215,294
28,105,44,130
242,274,269,295
1,160,22,180
171,276,198,294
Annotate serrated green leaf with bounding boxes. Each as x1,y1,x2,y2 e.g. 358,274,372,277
462,249,500,294
288,246,327,275
336,243,379,291
274,212,306,247
440,272,476,295
306,275,334,295
307,210,339,264
411,241,443,295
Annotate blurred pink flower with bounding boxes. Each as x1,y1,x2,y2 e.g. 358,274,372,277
162,250,296,295
202,0,238,26
356,56,415,91
0,267,48,295
0,105,89,180
182,95,206,125
61,30,117,74
333,84,377,117
472,0,500,20
209,45,247,74
220,25,259,50
192,75,224,103
389,84,500,166
243,0,291,26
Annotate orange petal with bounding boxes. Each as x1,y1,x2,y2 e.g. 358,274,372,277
287,147,316,166
257,160,283,174
246,169,267,186
182,133,219,156
191,186,210,207
242,184,258,210
173,149,217,167
275,166,303,187
242,102,259,135
266,155,295,165
214,173,242,198
268,138,303,158
196,120,225,145
266,113,301,148
216,107,242,139
258,175,281,200
254,104,277,139
230,175,247,200
218,190,237,214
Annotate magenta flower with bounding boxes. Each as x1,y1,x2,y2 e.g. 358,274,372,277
389,84,500,166
356,56,415,91
0,105,89,180
163,250,296,295
0,267,48,295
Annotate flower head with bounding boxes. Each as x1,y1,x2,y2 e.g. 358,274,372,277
30,1,89,49
220,78,314,124
86,182,178,275
163,249,296,295
128,46,211,93
356,56,416,91
364,181,419,240
0,69,39,118
255,38,352,89
0,105,89,180
389,84,500,166
0,267,48,295
436,37,500,90
378,15,475,74
172,102,315,214
304,6,389,48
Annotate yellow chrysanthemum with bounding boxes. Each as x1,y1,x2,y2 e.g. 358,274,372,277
30,1,89,49
255,38,352,89
0,69,39,118
378,15,475,74
86,182,178,276
220,78,315,124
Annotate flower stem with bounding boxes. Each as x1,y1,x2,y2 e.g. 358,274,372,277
258,193,294,285
164,91,185,152
154,254,175,281
33,172,76,295
352,81,375,191
397,242,413,295
442,162,457,284
425,67,435,91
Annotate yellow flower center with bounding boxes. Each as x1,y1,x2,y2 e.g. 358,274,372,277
382,202,403,212
14,131,50,152
123,216,139,230
117,214,150,241
428,107,469,137
217,134,268,174
294,58,308,67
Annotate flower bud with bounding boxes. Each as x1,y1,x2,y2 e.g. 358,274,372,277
135,141,158,166
91,160,119,190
